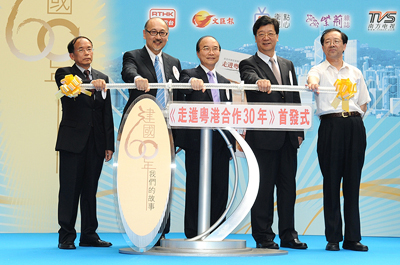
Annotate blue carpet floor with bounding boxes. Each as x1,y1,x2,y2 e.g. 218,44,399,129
1,233,398,265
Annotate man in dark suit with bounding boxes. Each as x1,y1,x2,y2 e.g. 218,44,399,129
179,36,234,238
239,16,307,249
121,17,183,116
120,17,182,242
55,36,114,249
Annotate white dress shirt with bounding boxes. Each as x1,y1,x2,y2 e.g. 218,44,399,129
308,60,371,116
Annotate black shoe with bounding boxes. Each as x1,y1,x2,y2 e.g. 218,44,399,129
79,239,112,247
326,242,340,251
342,241,368,251
256,239,279,249
154,235,165,247
280,238,308,249
58,241,76,249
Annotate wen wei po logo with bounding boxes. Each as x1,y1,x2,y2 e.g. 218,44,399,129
192,11,214,28
192,11,234,28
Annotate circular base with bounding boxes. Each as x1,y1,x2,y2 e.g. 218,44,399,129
119,238,288,257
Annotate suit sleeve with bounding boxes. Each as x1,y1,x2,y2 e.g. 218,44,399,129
179,69,194,95
55,68,70,88
176,59,182,73
288,61,304,140
121,51,140,83
239,58,261,84
172,58,185,101
290,61,301,104
102,75,115,152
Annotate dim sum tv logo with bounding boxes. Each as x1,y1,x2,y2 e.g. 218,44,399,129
368,11,396,31
192,11,234,28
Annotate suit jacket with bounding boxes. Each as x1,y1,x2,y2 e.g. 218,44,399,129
55,64,114,156
121,46,183,116
239,54,304,150
179,66,234,152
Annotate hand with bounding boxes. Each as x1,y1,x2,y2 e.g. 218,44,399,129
91,79,107,92
256,79,272,94
235,130,246,152
298,136,303,146
176,147,183,154
190,78,205,92
306,83,319,94
105,150,113,162
135,77,150,92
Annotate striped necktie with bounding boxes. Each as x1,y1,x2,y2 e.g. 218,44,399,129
154,55,165,107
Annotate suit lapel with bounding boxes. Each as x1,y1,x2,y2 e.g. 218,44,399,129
72,64,86,80
216,72,229,101
91,69,99,80
196,66,213,101
254,54,284,97
71,64,94,104
254,54,277,84
277,57,288,86
162,53,171,81
141,47,157,81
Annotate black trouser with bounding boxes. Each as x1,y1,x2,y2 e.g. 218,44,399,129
317,115,366,243
184,148,230,238
251,134,299,243
58,130,103,243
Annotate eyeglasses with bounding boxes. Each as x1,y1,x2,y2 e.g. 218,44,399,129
257,32,276,38
201,46,219,52
324,39,342,46
146,29,168,37
76,48,94,53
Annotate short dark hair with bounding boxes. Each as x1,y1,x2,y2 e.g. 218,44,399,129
196,36,221,52
253,16,279,36
320,28,348,45
67,36,93,53
144,17,169,31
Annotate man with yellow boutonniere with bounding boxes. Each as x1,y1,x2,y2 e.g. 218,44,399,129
55,36,114,250
307,28,371,252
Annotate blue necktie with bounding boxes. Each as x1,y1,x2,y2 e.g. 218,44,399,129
154,55,165,107
207,71,220,103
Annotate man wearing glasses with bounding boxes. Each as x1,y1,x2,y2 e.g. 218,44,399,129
307,28,370,252
179,36,234,239
121,17,183,116
55,36,114,249
239,16,306,250
120,17,182,244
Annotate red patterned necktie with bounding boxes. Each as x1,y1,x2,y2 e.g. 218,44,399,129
83,70,95,94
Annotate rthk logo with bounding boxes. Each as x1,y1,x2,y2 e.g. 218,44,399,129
150,8,176,28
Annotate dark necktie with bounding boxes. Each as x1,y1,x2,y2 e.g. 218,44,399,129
83,70,95,94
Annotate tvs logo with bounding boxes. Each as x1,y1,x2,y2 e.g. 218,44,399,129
150,8,177,28
368,11,396,31
192,10,234,28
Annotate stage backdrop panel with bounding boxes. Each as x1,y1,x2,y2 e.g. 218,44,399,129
0,0,399,237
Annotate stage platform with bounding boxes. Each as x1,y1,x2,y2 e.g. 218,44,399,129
1,233,398,265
